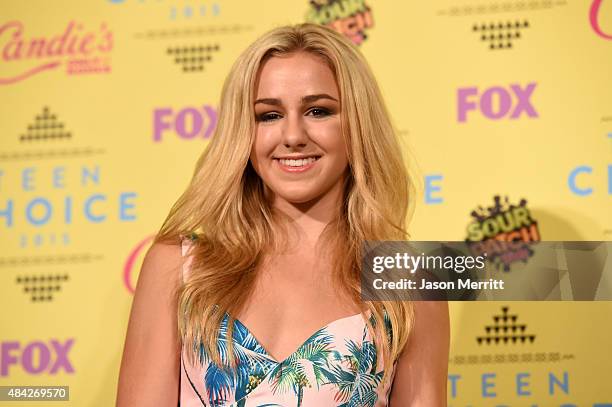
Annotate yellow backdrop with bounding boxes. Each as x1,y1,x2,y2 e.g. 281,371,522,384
1,0,611,405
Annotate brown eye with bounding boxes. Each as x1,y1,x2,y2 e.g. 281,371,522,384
256,112,282,122
307,107,332,117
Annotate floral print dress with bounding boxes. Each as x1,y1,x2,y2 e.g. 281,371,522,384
179,236,397,407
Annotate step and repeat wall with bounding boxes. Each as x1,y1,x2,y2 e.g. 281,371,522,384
1,0,611,405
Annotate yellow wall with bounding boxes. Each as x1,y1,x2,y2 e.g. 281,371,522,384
1,0,611,405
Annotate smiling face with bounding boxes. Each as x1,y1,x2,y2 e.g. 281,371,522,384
250,51,349,207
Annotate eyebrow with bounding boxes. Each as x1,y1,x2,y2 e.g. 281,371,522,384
254,93,339,106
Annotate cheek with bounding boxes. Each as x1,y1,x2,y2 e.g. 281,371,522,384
251,128,275,167
314,121,346,161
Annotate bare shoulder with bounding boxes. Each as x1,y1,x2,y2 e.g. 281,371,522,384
389,301,450,406
141,241,184,283
116,241,184,407
128,241,184,309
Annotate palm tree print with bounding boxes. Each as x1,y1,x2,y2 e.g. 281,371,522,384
196,314,277,406
267,328,335,406
324,339,383,407
185,311,393,406
184,314,394,406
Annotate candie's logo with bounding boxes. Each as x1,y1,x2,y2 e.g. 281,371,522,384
590,0,612,40
305,0,373,45
0,20,113,85
465,196,540,271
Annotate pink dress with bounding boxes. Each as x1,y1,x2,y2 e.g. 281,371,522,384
179,236,397,407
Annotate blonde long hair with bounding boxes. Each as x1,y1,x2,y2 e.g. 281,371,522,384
155,23,415,388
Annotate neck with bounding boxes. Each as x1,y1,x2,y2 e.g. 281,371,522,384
268,177,345,251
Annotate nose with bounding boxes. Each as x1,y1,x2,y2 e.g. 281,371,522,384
280,112,308,149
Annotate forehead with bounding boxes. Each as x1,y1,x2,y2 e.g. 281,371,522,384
255,51,339,98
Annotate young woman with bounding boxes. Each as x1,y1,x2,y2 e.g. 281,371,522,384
117,23,449,406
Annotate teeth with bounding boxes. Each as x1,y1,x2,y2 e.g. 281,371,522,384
278,157,318,167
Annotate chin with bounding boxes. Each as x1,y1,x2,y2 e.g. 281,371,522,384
274,186,323,204
279,192,320,204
